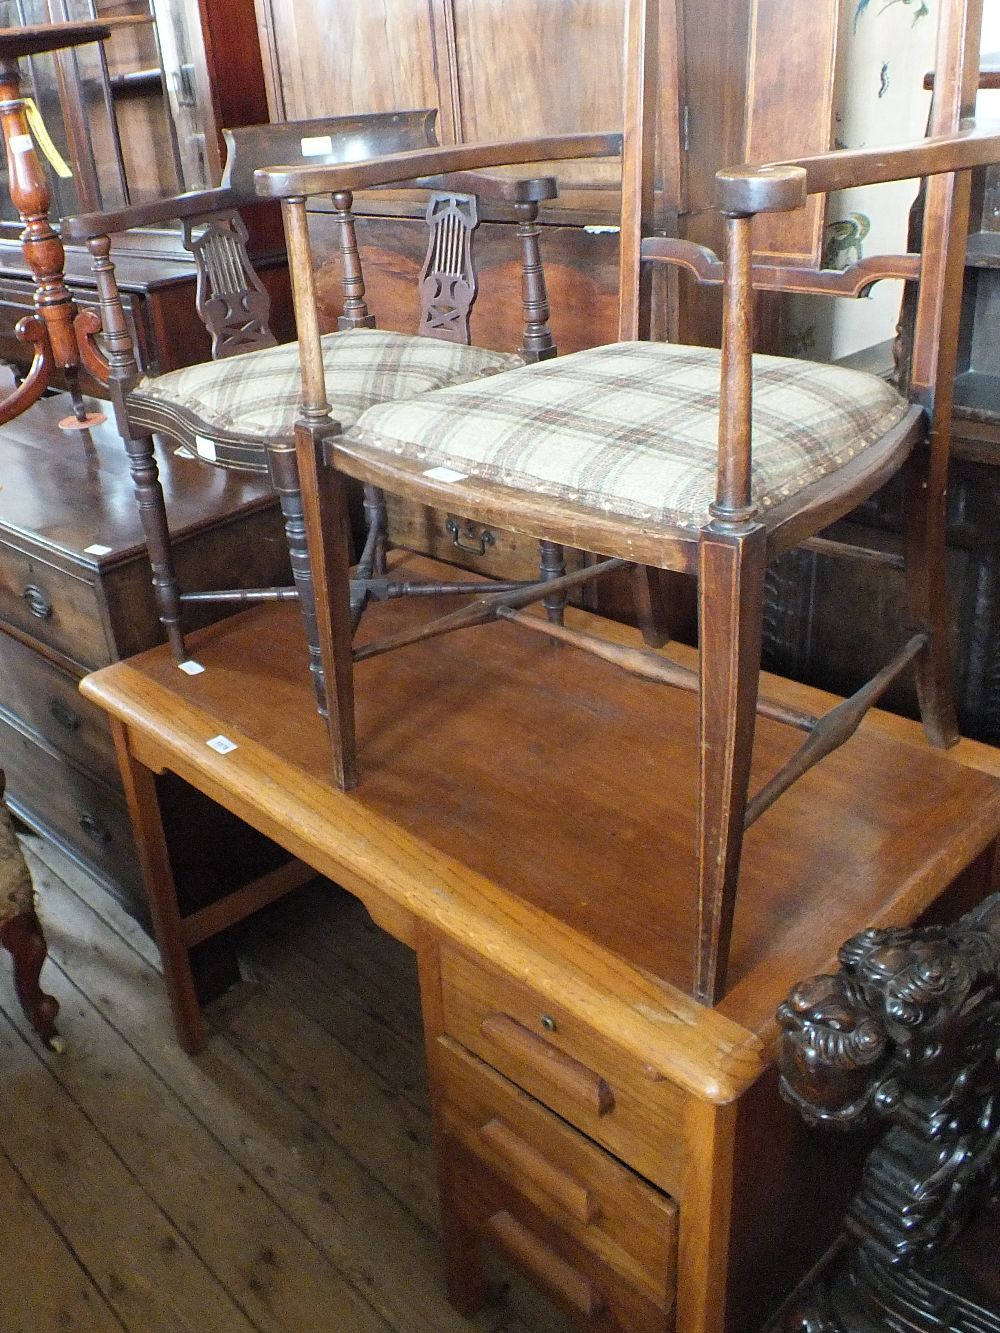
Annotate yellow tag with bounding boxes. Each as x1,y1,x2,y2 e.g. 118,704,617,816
22,99,73,179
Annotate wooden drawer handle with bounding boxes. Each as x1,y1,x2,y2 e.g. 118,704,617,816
486,1211,606,1318
479,1117,600,1225
480,1013,615,1117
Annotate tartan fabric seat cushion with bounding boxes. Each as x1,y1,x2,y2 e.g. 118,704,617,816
344,341,912,530
128,328,524,470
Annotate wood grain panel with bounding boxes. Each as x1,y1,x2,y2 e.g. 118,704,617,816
743,0,839,265
452,0,624,189
254,0,441,122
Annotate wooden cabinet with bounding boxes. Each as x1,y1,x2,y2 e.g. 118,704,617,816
0,392,295,924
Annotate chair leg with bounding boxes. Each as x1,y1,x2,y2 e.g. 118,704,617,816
362,483,389,577
902,446,959,749
295,423,358,790
539,539,566,627
695,524,766,1006
0,908,59,1049
631,565,675,648
121,431,186,662
267,437,328,715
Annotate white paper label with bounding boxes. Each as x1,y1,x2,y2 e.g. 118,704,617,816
9,134,32,153
423,466,468,484
83,543,112,556
178,660,205,676
194,435,217,463
206,734,238,754
301,135,334,157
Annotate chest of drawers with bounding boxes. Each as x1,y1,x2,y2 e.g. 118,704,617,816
0,392,294,924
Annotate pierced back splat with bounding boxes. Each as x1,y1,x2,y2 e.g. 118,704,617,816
418,192,479,345
183,212,277,360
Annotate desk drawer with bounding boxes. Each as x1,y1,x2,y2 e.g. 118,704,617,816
447,1139,671,1332
384,495,588,584
438,1036,676,1306
0,630,117,780
440,947,686,1196
0,539,108,667
0,709,142,906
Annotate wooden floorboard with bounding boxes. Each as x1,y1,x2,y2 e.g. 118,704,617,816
2,833,570,1333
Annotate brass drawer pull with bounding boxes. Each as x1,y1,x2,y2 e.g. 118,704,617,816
21,584,53,620
479,1117,600,1225
48,697,80,732
446,516,496,557
486,1211,606,1318
480,1013,615,1117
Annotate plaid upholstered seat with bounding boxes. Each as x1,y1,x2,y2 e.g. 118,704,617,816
129,328,524,471
343,341,912,529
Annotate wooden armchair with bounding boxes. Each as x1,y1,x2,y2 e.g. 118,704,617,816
59,113,611,710
258,0,996,1006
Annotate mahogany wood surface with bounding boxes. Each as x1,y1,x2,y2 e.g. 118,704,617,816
79,556,1000,1059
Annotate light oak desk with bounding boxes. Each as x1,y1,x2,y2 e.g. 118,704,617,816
80,563,1000,1333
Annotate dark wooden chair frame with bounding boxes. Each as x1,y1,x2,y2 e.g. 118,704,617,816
258,0,991,1005
58,114,606,710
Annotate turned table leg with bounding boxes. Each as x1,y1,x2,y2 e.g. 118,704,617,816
0,907,59,1049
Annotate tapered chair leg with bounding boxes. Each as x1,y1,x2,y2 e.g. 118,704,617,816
295,422,358,791
122,431,187,662
695,523,767,1005
902,445,959,749
267,437,328,715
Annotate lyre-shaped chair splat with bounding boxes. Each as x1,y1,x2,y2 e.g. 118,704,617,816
418,192,479,345
183,213,277,360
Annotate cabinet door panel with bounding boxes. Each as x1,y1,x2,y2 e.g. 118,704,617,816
256,0,441,121
452,0,624,187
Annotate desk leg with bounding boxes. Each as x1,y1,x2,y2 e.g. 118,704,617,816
111,718,206,1054
415,926,489,1315
676,1097,737,1333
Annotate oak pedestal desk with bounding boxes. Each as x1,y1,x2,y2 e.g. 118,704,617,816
79,558,1000,1333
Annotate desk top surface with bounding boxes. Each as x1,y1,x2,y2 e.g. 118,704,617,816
81,558,1000,1101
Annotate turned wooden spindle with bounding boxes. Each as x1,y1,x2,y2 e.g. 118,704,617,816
0,21,111,429
332,189,376,330
515,199,556,362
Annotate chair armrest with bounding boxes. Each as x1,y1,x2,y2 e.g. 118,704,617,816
406,172,559,204
60,187,240,242
717,122,1000,215
254,132,622,199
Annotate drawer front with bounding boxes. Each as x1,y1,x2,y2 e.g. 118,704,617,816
0,538,108,667
447,1139,670,1333
438,1036,676,1305
0,710,143,908
384,495,588,584
0,630,117,780
440,947,686,1196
